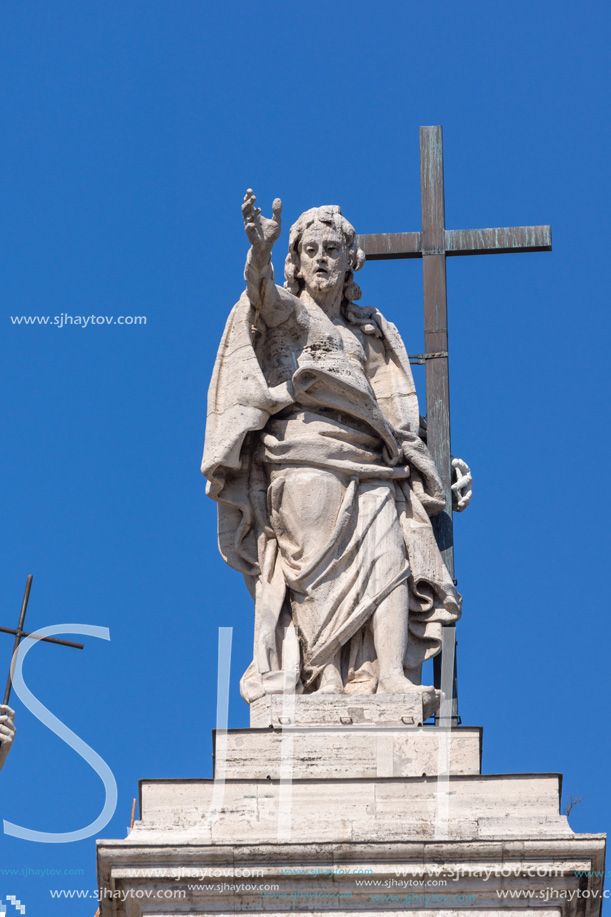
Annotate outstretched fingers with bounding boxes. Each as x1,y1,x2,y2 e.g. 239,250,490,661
242,189,261,227
272,197,282,225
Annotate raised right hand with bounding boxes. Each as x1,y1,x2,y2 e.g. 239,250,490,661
242,189,282,254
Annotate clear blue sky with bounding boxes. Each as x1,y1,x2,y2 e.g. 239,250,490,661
0,1,609,913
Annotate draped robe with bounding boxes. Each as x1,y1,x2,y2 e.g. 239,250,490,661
202,290,461,702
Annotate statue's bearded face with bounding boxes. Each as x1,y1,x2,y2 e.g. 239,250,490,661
297,223,350,297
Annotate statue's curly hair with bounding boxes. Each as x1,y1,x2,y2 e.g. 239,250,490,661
283,205,366,302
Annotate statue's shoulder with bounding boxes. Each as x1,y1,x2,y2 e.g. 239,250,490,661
344,301,380,320
343,301,393,341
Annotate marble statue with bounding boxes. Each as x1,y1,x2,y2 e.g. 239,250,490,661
0,704,16,773
202,192,472,704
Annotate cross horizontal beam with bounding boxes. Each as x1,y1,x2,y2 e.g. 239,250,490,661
358,224,551,260
0,625,84,650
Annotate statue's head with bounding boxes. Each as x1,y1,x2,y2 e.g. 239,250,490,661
284,205,365,301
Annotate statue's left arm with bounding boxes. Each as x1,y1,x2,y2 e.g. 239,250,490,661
360,309,473,513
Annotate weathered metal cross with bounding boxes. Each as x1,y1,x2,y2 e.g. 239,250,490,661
2,575,84,707
358,125,551,716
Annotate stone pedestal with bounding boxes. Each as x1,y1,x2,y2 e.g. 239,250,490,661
96,695,606,916
249,692,438,729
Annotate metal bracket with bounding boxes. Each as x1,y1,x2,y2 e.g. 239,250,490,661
409,350,449,365
433,713,462,726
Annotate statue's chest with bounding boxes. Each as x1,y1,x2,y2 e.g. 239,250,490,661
303,318,367,368
262,310,367,386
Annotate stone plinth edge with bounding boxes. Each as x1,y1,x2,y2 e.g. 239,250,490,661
213,725,483,779
250,692,439,728
96,835,607,917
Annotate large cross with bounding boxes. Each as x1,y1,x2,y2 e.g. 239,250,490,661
2,575,84,707
357,125,551,718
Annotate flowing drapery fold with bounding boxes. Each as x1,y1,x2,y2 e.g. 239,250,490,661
202,292,460,702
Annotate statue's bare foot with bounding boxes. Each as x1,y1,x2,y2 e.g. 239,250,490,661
376,674,415,694
316,661,343,695
344,675,376,695
377,677,441,719
344,662,377,695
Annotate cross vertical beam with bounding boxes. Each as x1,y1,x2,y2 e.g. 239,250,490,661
356,125,551,723
420,125,454,578
4,576,33,706
420,126,456,718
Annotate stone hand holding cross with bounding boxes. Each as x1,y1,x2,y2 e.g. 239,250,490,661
0,704,15,773
452,457,472,513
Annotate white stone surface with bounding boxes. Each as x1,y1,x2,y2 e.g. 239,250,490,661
202,195,468,705
96,835,606,917
95,713,605,915
250,693,436,728
217,726,481,779
129,773,573,845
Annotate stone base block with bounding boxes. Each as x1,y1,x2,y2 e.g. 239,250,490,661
130,772,573,845
97,836,607,917
215,726,482,779
250,692,439,728
96,712,606,916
